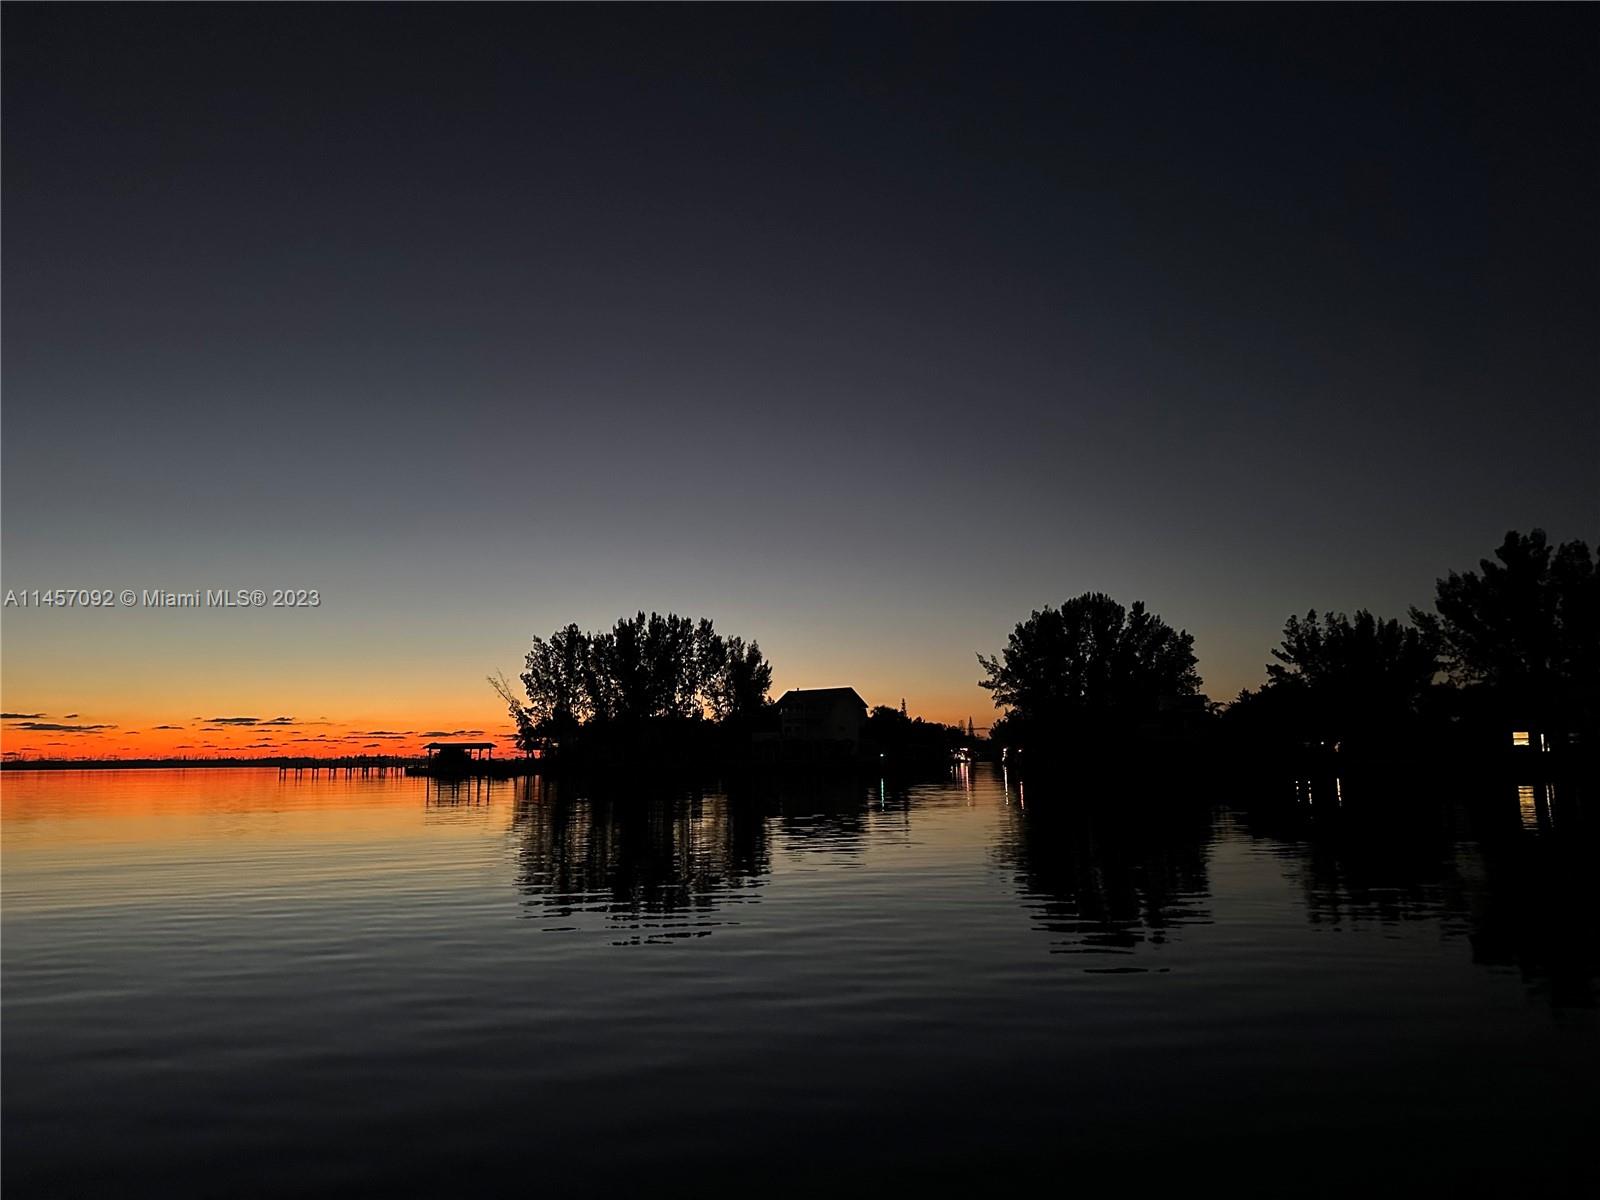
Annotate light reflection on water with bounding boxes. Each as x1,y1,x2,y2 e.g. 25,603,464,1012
3,766,1596,1194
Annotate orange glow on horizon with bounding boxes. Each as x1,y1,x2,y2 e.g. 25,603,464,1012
1,689,997,761
0,655,1008,760
0,708,517,761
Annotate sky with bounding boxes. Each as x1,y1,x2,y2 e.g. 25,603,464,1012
3,6,1596,758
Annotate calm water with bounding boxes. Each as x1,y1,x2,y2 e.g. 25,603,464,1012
3,766,1596,1195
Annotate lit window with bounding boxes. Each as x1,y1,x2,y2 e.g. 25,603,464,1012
1511,731,1531,747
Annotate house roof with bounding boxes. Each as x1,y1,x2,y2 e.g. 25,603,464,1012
775,687,867,709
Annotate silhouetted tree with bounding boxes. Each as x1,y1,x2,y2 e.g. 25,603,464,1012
979,593,1200,746
1251,609,1439,750
501,613,774,761
585,612,710,723
520,623,592,738
865,703,964,761
1411,530,1597,726
707,636,773,723
868,704,905,728
489,670,539,755
989,711,1021,748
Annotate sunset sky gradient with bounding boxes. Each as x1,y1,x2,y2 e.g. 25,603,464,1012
3,6,1596,758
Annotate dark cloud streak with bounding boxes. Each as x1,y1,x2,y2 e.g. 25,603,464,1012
13,722,117,733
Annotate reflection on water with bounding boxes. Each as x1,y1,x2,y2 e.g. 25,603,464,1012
3,765,1597,1194
503,774,927,943
995,787,1213,961
1233,775,1598,1010
1516,780,1563,833
511,779,771,943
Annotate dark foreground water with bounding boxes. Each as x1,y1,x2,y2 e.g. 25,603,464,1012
3,766,1596,1195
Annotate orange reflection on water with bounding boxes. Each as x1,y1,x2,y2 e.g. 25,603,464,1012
1,768,515,870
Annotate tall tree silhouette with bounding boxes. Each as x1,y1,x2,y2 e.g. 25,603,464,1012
586,613,706,723
1411,529,1597,729
707,637,773,723
522,624,592,737
979,593,1200,742
1258,609,1439,748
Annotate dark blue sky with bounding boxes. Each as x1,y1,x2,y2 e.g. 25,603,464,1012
3,5,1595,732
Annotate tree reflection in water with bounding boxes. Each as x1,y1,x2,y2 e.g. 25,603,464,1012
994,772,1215,962
483,764,1594,1004
765,772,912,858
1236,774,1598,1009
509,776,773,943
993,767,1596,1005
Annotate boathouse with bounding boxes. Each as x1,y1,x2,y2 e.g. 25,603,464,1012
422,741,495,771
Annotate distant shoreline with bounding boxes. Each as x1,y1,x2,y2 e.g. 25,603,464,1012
1,756,425,771
2,747,1586,781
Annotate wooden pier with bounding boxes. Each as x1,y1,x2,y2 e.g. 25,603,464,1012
272,745,539,780
277,757,411,778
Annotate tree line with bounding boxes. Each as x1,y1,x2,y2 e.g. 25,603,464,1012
495,528,1592,768
979,529,1596,758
